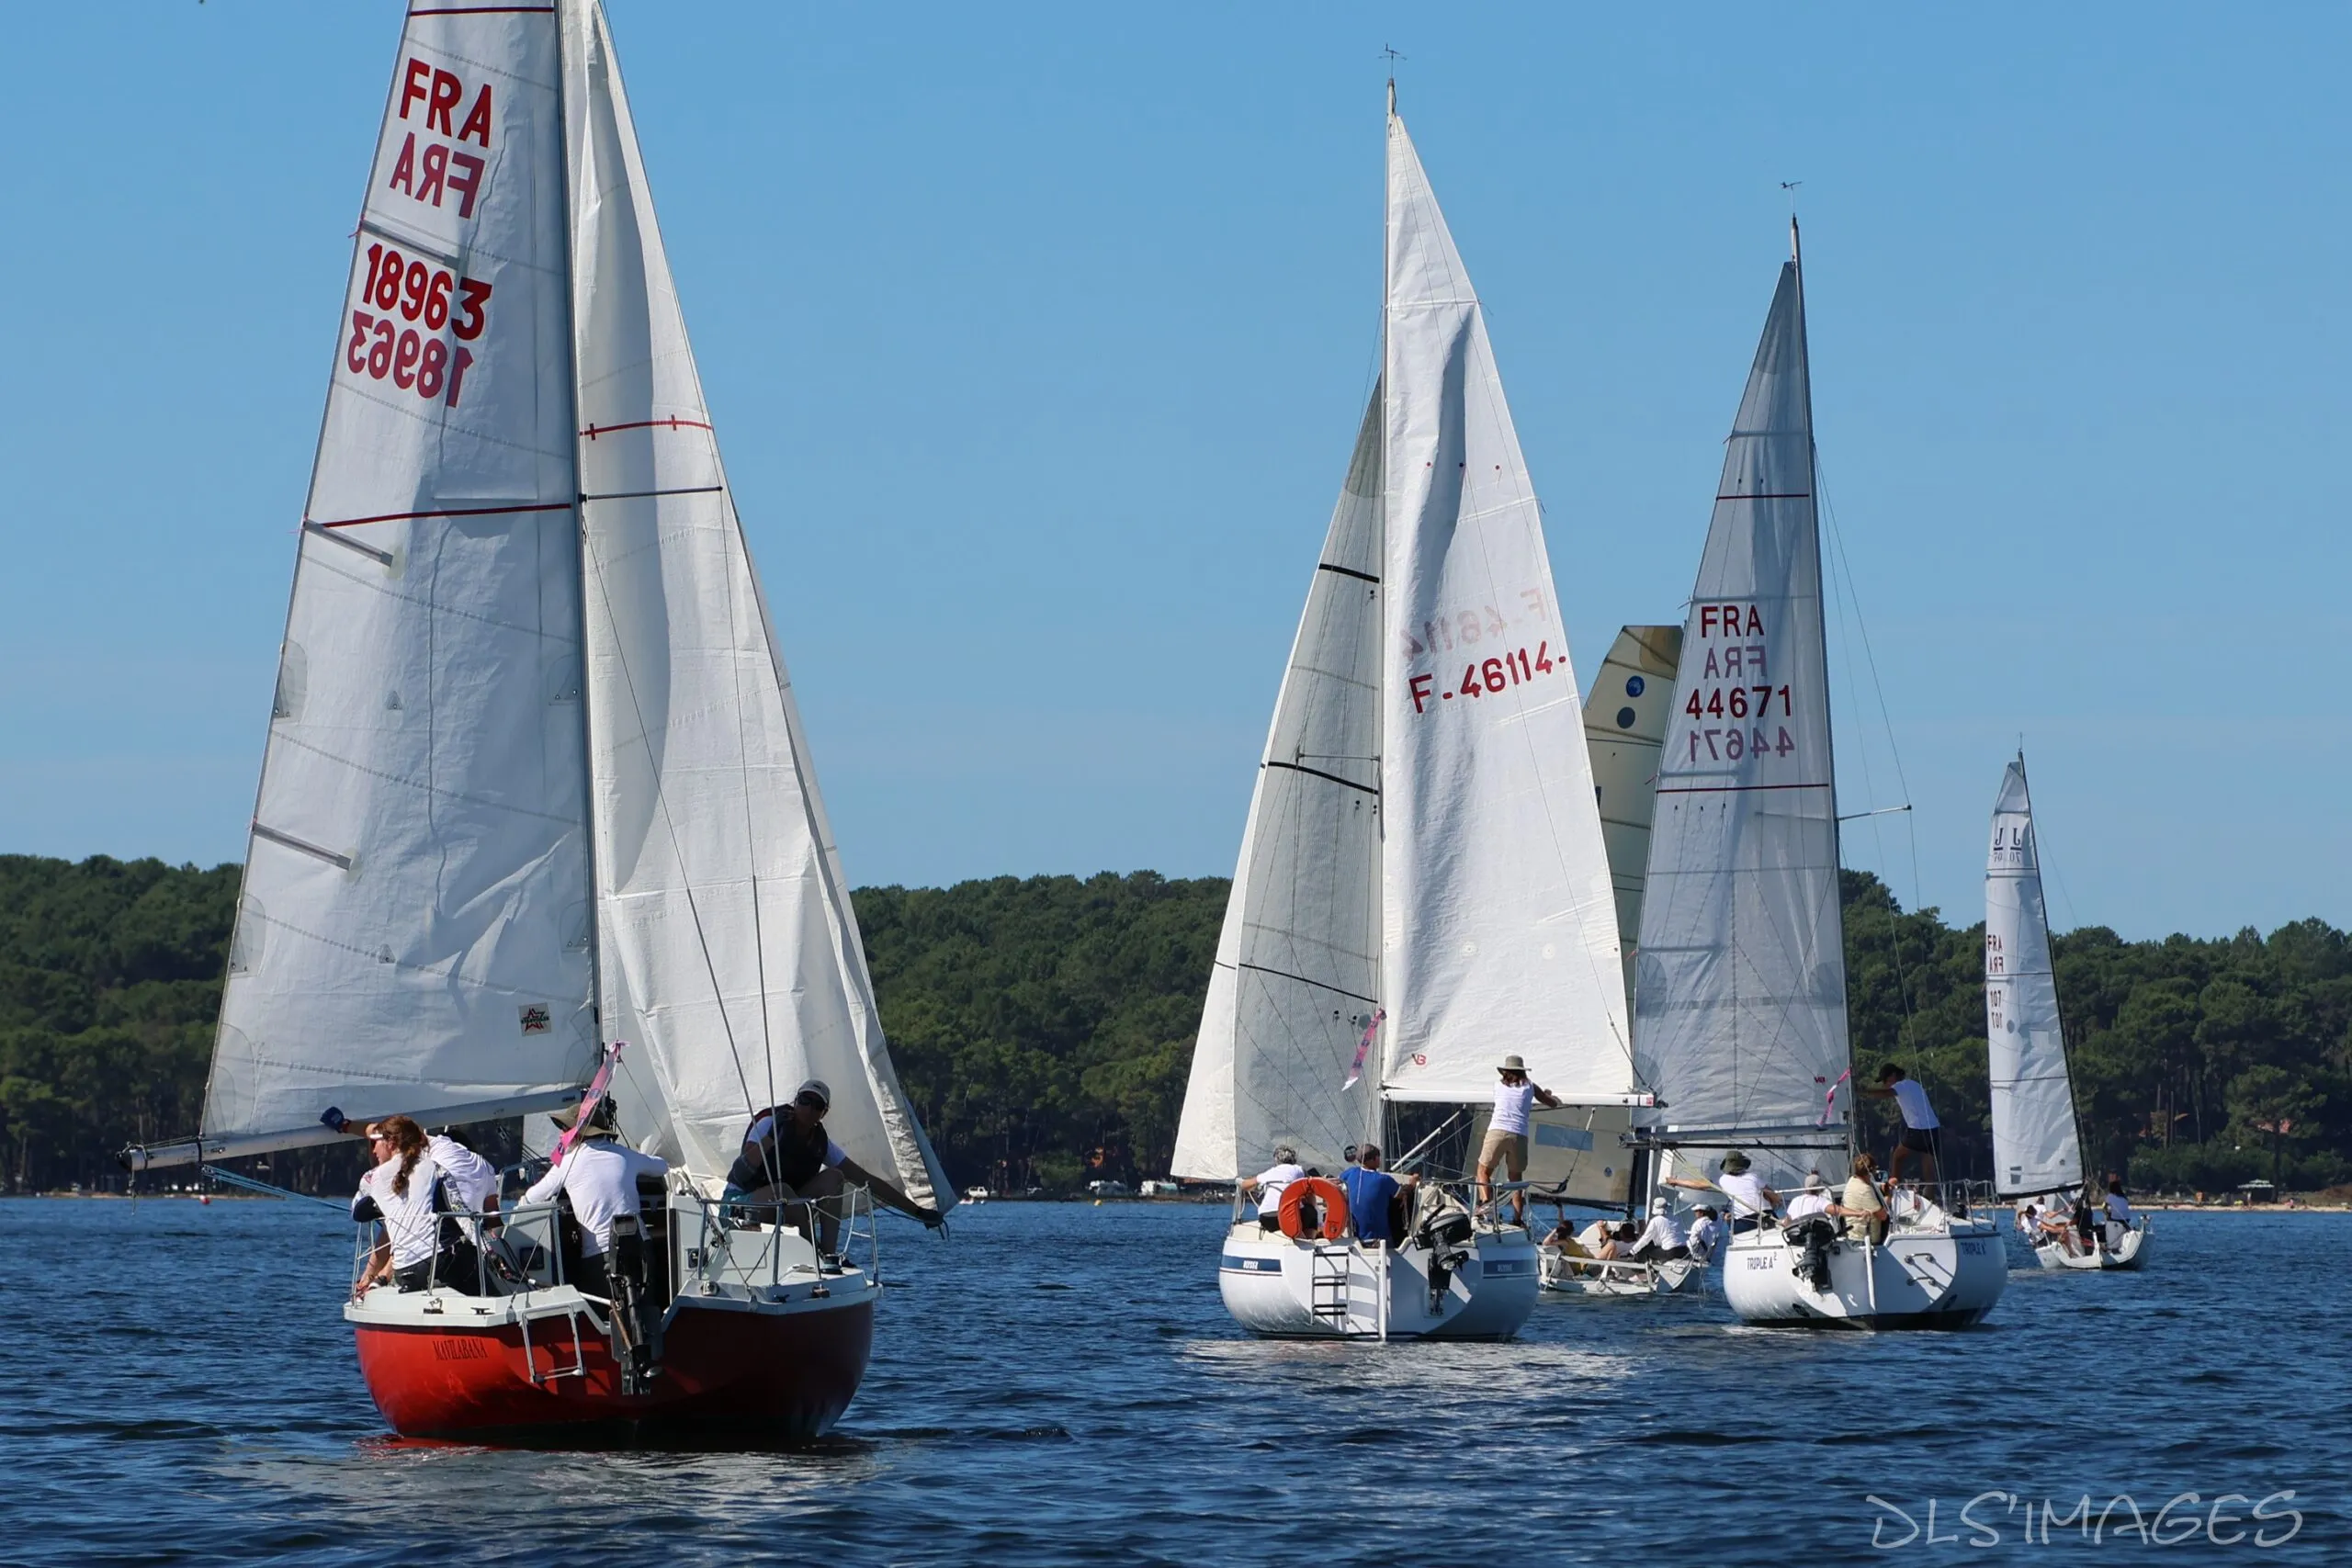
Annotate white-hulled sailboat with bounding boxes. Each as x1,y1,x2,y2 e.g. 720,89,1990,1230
1170,87,1642,1341
122,2,951,1438
1986,756,2149,1270
1537,626,1705,1298
1633,226,2005,1329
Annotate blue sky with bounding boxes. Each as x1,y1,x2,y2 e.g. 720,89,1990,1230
2,4,2345,941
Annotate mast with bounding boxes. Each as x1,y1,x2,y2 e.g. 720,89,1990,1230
1371,75,1393,1154
1790,214,1856,1161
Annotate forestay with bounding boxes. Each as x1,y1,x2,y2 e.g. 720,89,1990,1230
1633,254,1851,1174
564,3,948,1207
1171,390,1385,1180
204,7,596,1154
1377,106,1631,1107
1985,758,2083,1198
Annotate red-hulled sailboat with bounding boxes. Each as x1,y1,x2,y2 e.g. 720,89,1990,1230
124,0,953,1441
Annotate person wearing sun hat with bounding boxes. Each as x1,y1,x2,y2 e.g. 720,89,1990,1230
1476,1054,1563,1224
1665,1149,1783,1233
521,1095,671,1298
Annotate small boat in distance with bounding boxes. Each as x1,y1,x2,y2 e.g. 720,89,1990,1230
122,1,951,1438
1170,85,1642,1341
1630,224,2006,1329
1986,755,2151,1270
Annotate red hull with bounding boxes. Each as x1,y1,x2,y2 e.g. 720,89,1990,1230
353,1295,874,1441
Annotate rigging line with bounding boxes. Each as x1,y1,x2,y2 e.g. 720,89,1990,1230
579,530,760,1126
1817,464,1925,1091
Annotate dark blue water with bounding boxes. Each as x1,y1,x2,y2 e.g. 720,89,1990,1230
3,1199,2345,1565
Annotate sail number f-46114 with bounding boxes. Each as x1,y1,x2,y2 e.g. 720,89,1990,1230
1407,641,1569,715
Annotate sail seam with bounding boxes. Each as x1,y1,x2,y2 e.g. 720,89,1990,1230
266,731,586,826
1714,492,1812,501
1655,782,1830,795
581,417,715,438
1317,562,1379,584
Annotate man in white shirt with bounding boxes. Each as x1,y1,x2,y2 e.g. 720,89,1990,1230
1683,1206,1723,1265
1628,1198,1687,1261
1666,1150,1781,1233
1477,1055,1563,1224
1864,1064,1941,1186
1239,1145,1306,1231
523,1099,671,1299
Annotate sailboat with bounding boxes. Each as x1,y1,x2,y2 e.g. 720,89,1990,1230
1169,86,1641,1341
1631,225,2006,1329
121,2,952,1438
1537,626,1704,1298
1986,756,2149,1270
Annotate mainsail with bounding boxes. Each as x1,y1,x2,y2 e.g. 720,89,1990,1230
1583,626,1684,1006
150,4,946,1212
1633,244,1851,1182
201,9,594,1159
1170,390,1385,1181
1985,757,2083,1198
1377,103,1631,1107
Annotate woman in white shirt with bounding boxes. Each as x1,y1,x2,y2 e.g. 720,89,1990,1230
350,1116,443,1295
1476,1055,1563,1224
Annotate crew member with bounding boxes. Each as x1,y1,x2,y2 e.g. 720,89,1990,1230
1339,1143,1417,1247
1683,1205,1723,1265
1477,1055,1563,1223
349,1115,443,1296
1864,1064,1942,1186
727,1079,944,1251
1828,1152,1889,1244
522,1098,671,1297
1666,1150,1781,1232
1238,1144,1306,1232
1628,1197,1688,1261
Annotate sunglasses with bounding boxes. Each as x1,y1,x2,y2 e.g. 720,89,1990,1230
795,1095,827,1110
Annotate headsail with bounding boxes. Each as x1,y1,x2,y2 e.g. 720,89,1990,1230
1377,106,1631,1106
1633,251,1850,1179
198,8,595,1161
1583,626,1683,1007
1985,757,2083,1198
564,3,949,1207
1171,390,1385,1181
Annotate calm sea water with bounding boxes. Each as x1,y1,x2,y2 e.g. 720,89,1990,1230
3,1198,2346,1565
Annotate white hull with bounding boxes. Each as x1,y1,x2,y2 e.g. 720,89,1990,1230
1722,1219,2006,1329
1217,1224,1538,1340
1538,1247,1704,1297
2033,1219,2151,1271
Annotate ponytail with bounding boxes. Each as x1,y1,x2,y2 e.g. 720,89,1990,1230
379,1115,428,1199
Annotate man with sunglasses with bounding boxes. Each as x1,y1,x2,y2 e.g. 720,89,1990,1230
727,1079,944,1254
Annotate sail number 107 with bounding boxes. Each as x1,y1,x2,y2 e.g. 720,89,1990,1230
344,243,492,408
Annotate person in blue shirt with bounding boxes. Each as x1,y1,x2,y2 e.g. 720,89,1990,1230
1340,1143,1418,1246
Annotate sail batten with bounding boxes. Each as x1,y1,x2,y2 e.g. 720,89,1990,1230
1633,261,1850,1187
1985,758,2083,1199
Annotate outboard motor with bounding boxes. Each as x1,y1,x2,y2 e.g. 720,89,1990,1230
606,1214,660,1396
1412,1190,1475,1314
1787,1215,1838,1292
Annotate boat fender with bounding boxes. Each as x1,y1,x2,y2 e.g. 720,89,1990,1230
1277,1177,1350,1242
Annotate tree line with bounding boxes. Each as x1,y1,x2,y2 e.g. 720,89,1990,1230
2,853,2345,1198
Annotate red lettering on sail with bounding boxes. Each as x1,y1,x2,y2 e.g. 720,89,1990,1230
399,59,434,124
447,152,484,219
425,69,464,134
417,143,447,207
458,85,494,149
387,133,415,197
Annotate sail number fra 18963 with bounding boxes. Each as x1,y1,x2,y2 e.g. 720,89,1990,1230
345,243,492,408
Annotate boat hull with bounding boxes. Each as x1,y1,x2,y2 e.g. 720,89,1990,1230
1217,1225,1538,1340
349,1284,875,1441
1538,1249,1703,1297
1723,1220,2006,1329
2034,1221,2151,1271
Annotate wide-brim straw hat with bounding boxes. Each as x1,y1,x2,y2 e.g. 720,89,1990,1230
1498,1054,1527,1073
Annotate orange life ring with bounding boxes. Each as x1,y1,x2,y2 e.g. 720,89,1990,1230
1277,1177,1351,1241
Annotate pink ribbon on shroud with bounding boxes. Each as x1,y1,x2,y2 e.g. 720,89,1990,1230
550,1040,628,1166
1341,1009,1385,1090
1818,1066,1850,1128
